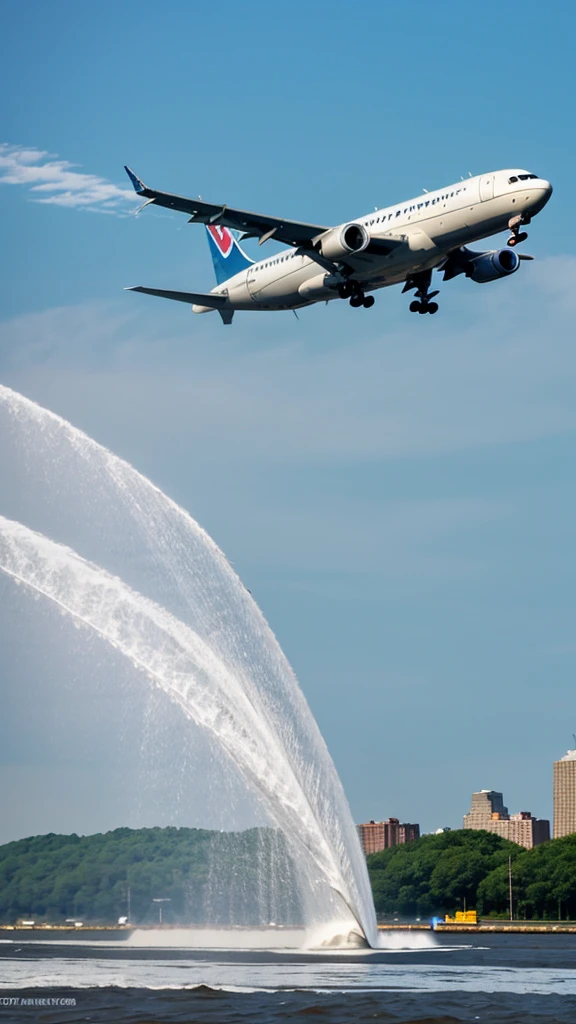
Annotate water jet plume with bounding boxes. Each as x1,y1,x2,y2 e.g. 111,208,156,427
0,386,378,945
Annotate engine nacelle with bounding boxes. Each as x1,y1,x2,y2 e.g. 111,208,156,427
317,223,370,261
467,248,520,283
298,272,343,300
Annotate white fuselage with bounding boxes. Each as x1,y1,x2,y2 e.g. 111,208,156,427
194,169,551,313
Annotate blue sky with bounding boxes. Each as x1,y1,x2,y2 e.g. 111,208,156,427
1,0,575,843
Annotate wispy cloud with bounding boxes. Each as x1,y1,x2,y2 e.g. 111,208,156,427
0,144,138,214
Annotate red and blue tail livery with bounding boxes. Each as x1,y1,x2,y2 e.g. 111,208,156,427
205,225,253,285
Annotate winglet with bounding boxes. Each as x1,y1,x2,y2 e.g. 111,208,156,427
124,166,147,193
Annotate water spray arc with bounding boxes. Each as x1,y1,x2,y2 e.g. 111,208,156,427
0,385,378,947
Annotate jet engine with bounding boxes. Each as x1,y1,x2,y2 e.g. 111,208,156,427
316,223,370,261
298,272,344,300
467,248,520,283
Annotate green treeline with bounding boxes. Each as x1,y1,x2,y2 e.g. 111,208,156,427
368,829,576,919
0,826,301,926
2,826,576,925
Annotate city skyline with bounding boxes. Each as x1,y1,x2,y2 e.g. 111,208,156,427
359,746,572,852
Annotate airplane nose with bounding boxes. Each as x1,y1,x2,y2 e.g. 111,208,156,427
529,181,553,213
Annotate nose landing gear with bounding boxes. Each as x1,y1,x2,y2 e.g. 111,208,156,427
507,214,530,247
404,270,439,315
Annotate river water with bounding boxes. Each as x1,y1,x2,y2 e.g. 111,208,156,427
1,932,574,1022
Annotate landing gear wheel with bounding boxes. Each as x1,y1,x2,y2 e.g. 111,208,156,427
406,271,441,315
507,214,528,248
339,281,353,299
349,294,363,308
363,295,375,308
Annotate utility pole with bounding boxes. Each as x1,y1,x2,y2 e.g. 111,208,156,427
152,898,170,925
508,856,513,922
127,885,131,923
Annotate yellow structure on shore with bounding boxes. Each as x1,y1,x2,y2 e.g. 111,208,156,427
444,910,478,925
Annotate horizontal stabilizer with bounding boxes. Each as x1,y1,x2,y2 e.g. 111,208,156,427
125,286,229,308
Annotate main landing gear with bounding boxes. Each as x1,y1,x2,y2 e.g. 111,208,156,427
507,214,530,247
403,270,439,315
339,280,375,309
409,298,438,314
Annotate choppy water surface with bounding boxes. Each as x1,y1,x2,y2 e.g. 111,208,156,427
1,933,575,1022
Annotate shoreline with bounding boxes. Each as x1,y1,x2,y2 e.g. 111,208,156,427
2,922,576,940
379,922,576,933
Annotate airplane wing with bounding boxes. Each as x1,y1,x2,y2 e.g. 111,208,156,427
125,286,229,307
125,167,327,247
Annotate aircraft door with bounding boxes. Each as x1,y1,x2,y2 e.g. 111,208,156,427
246,264,260,300
479,175,494,201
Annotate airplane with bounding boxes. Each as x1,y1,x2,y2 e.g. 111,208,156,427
124,166,552,325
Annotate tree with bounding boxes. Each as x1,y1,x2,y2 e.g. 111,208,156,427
0,826,301,926
368,830,521,918
478,834,576,919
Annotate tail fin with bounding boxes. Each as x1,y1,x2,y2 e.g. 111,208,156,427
205,225,253,285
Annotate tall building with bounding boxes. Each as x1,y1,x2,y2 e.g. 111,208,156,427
463,789,549,849
554,749,576,838
464,790,509,827
357,818,420,856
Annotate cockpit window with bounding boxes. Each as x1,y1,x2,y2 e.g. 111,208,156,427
509,173,539,183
